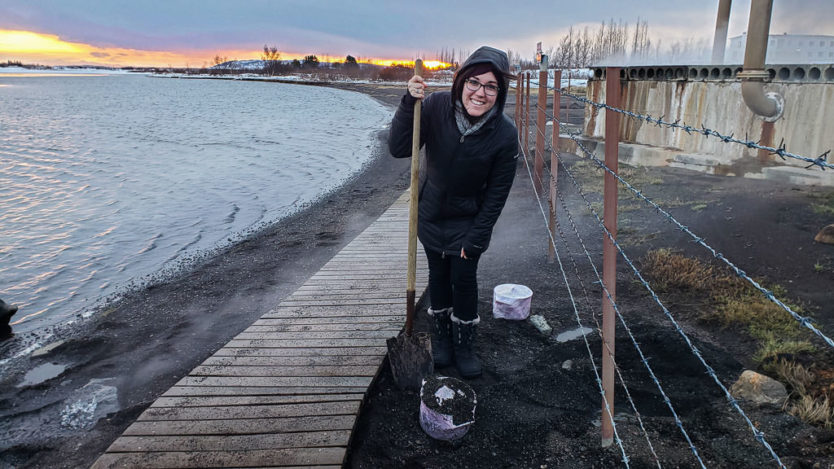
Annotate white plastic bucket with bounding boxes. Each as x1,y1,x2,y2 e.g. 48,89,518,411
419,376,476,441
492,284,533,320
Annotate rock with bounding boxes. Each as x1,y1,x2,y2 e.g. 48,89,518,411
814,224,834,244
528,315,552,336
0,299,18,339
562,360,573,370
60,378,120,429
32,340,67,357
555,326,593,343
730,370,788,407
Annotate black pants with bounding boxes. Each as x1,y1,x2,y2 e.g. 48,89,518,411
424,248,480,321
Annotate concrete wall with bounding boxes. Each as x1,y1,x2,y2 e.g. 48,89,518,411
582,76,834,185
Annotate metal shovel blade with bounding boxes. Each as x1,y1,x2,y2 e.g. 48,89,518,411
387,331,433,391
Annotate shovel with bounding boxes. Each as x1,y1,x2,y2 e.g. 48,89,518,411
387,59,433,390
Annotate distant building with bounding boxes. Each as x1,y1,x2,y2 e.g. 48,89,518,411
726,33,834,64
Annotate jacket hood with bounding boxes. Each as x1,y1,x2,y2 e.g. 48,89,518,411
452,46,514,115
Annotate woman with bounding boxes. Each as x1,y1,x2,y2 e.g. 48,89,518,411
388,46,518,378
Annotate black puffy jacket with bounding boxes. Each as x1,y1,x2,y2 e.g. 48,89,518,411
388,47,518,257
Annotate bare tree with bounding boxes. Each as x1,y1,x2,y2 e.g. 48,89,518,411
261,45,282,76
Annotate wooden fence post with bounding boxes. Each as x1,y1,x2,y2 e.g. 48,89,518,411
601,67,621,449
516,72,523,139
548,69,562,263
524,72,531,157
535,61,548,194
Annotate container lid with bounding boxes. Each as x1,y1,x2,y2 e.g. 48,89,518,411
493,284,533,300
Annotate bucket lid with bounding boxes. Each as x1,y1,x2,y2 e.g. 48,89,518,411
493,284,533,300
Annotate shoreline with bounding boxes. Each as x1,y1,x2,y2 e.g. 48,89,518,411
0,82,413,468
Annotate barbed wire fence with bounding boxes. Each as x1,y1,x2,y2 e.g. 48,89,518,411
511,65,834,467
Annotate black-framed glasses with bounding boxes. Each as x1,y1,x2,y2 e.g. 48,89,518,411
464,78,499,96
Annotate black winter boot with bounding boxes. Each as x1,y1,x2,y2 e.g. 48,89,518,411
427,307,453,367
451,314,481,378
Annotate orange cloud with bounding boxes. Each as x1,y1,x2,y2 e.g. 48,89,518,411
0,29,447,69
0,29,257,67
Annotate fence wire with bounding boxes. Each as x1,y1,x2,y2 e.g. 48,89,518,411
519,96,789,465
547,177,666,468
560,89,833,171
517,78,809,464
517,135,632,467
556,135,787,467
523,130,703,468
528,97,834,350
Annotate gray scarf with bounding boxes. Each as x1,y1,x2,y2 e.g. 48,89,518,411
454,100,497,139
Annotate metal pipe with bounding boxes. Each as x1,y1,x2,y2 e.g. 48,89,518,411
738,0,784,121
711,0,732,64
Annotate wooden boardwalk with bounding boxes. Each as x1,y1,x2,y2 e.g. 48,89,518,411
93,191,427,468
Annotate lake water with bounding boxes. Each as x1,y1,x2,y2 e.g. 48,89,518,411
0,72,391,335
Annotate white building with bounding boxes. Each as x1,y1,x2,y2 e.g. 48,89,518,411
726,33,834,64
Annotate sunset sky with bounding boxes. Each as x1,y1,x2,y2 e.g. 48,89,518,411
1,0,832,67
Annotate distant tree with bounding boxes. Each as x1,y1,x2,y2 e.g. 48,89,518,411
344,55,359,69
303,55,319,68
261,45,282,76
377,64,413,81
291,59,302,69
213,55,228,66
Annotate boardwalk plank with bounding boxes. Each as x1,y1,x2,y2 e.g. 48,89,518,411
190,365,378,377
286,292,404,300
123,415,356,436
252,317,402,326
151,394,364,408
211,346,388,357
139,401,360,421
277,299,402,306
106,430,350,452
92,447,346,468
225,338,388,348
263,306,404,317
200,355,382,367
294,284,403,291
161,386,369,397
245,323,401,332
176,376,372,388
234,330,394,340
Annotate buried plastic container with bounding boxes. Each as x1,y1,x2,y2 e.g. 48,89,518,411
419,375,477,441
492,283,533,320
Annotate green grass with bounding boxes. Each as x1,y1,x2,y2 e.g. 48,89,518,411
640,249,815,363
809,191,834,216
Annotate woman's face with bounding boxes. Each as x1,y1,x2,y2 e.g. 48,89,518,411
462,71,498,117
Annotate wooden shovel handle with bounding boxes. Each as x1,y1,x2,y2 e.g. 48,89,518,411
405,59,423,336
